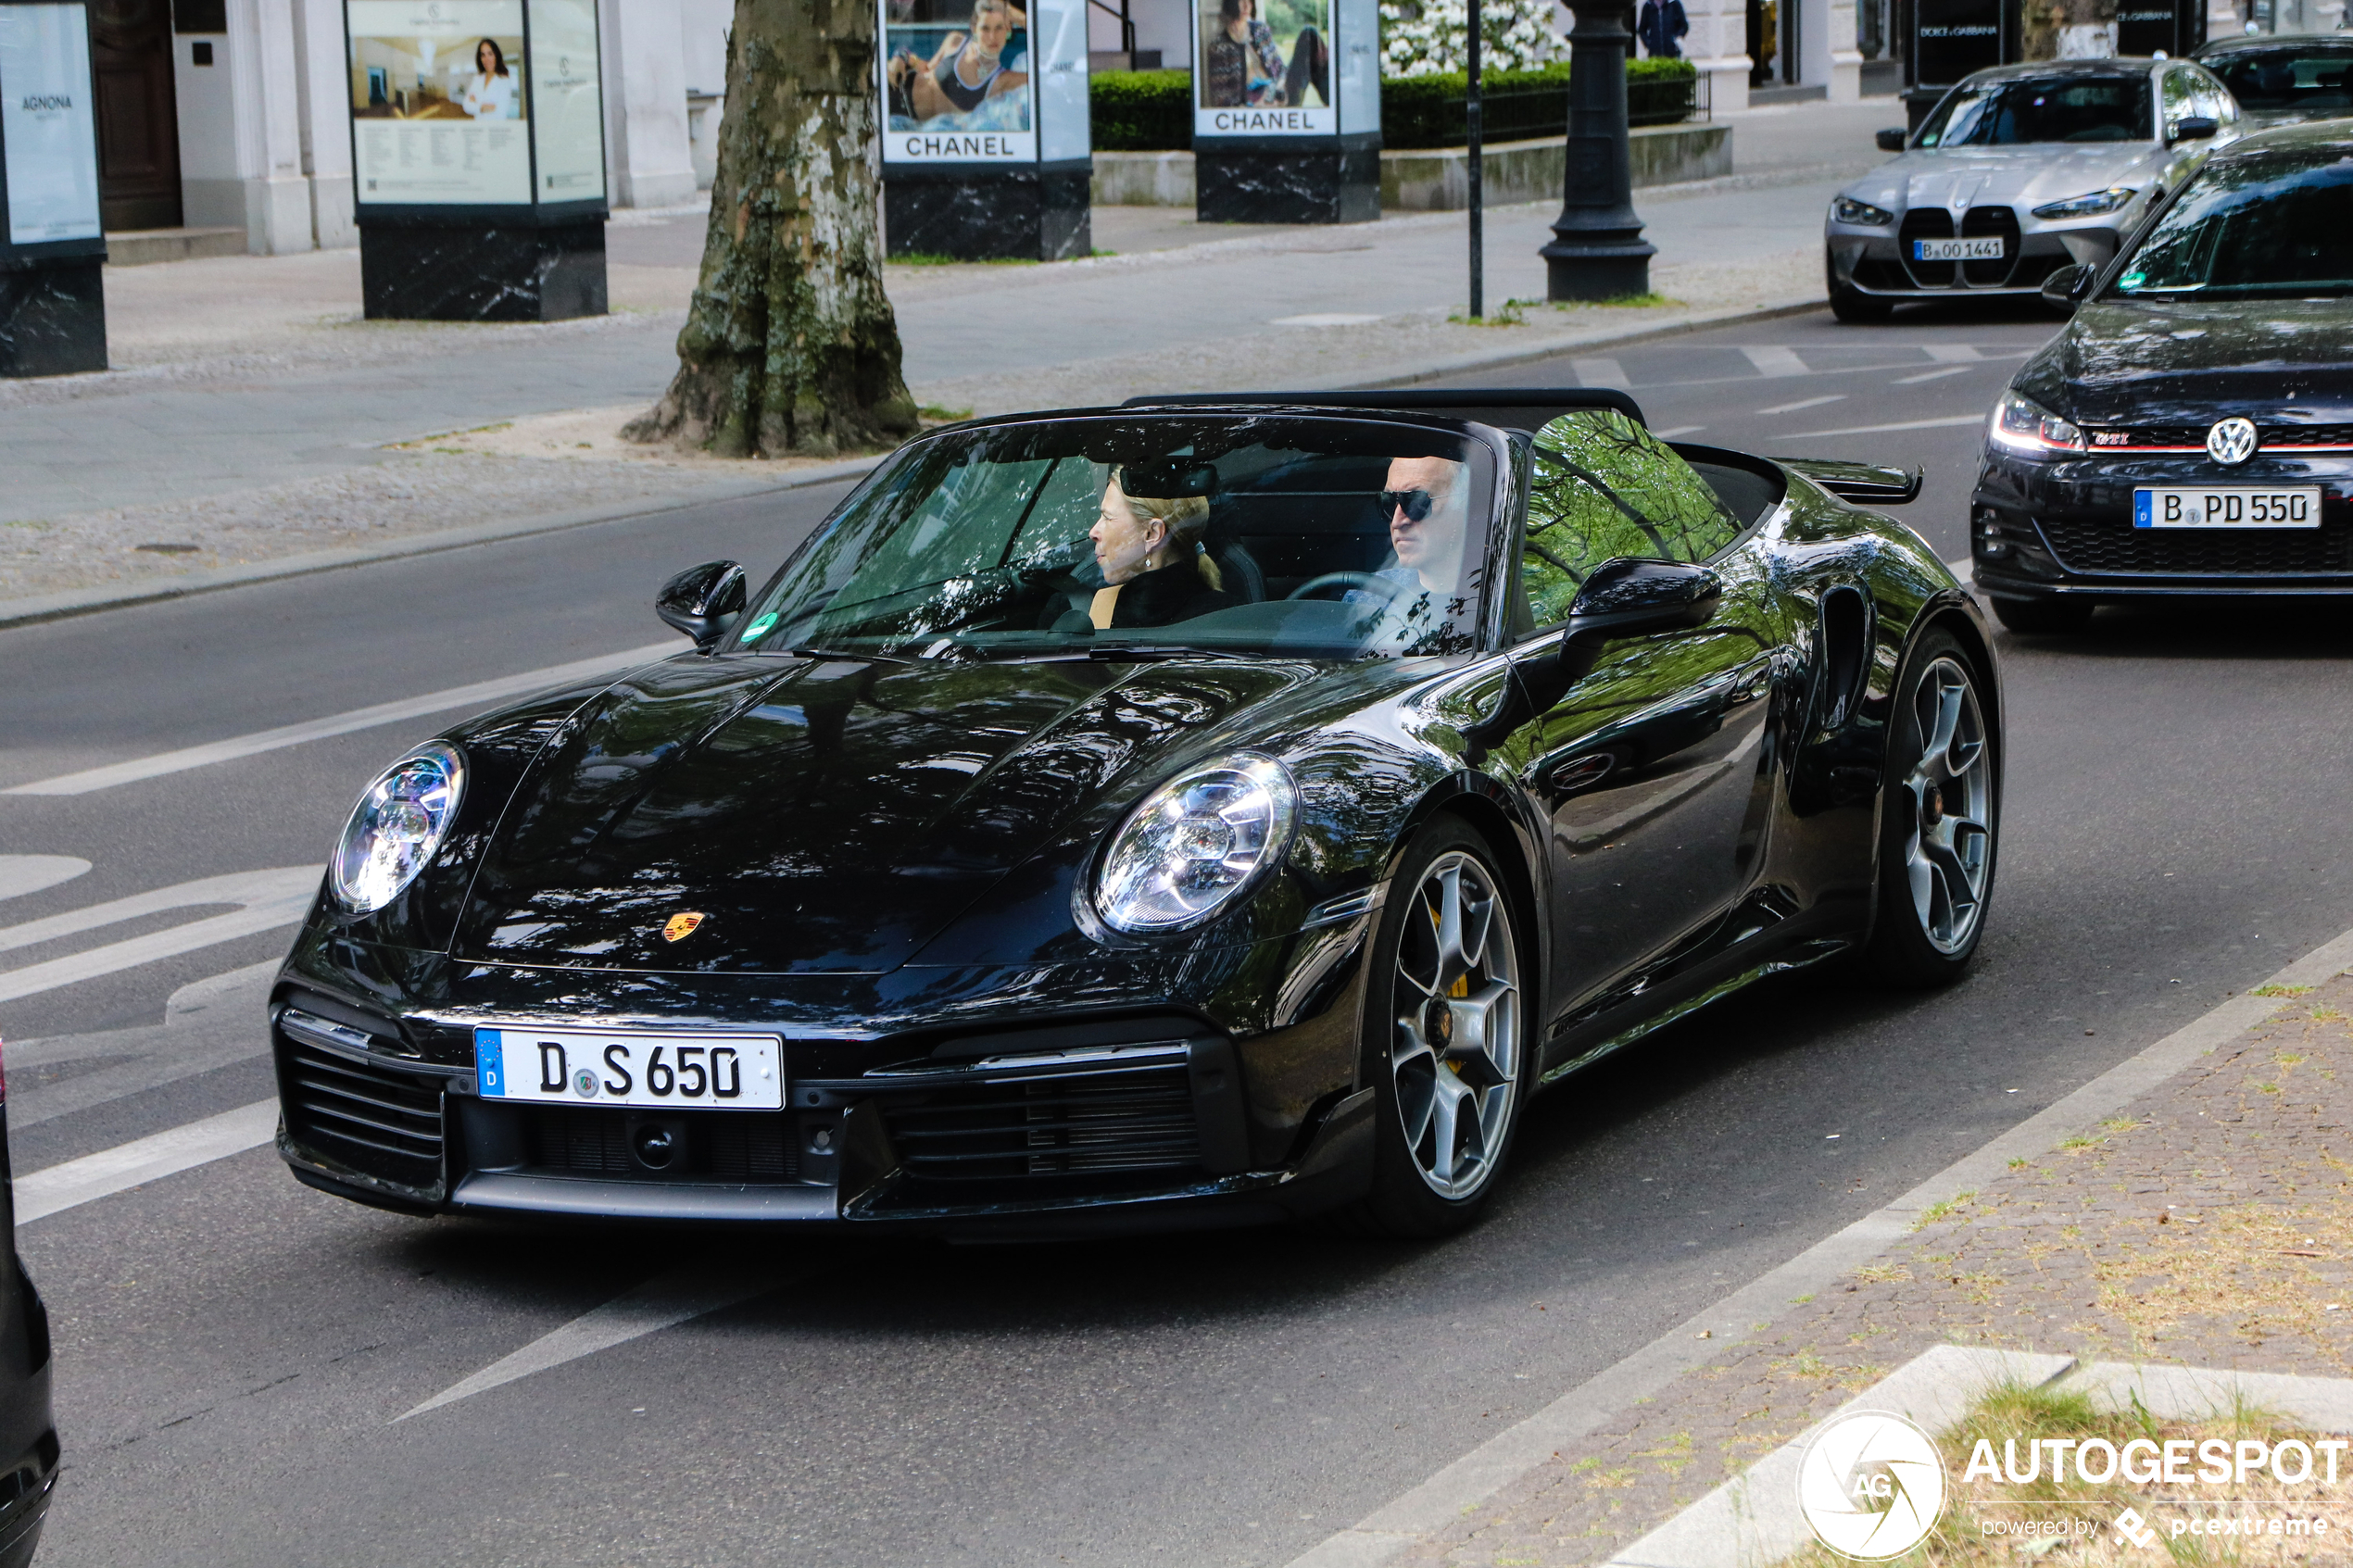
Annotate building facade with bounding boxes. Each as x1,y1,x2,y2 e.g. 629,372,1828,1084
91,0,733,252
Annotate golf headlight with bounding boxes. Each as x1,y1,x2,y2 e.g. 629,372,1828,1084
1831,195,1894,226
1989,388,2086,456
1095,755,1297,935
2032,185,2135,220
331,743,465,914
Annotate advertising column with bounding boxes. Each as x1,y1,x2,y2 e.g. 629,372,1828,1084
0,0,106,375
880,0,1091,261
1902,0,2008,129
346,0,609,320
2115,0,2204,59
1190,0,1376,223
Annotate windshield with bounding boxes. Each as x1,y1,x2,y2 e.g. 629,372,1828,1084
731,415,1494,662
2207,45,2353,113
2112,148,2353,298
1918,75,2152,145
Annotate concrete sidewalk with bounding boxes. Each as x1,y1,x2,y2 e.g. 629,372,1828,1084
1360,961,2353,1568
0,100,1899,610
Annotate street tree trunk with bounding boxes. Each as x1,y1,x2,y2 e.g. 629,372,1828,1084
624,0,917,458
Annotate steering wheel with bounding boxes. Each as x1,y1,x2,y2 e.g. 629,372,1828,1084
1288,571,1408,604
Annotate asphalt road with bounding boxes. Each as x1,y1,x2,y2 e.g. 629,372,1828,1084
6,298,2353,1568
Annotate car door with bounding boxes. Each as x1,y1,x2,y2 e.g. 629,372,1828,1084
1498,412,1780,1034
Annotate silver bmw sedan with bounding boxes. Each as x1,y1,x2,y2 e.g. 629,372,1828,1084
1825,57,2244,322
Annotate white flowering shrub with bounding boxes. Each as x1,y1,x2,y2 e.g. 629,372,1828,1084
1379,0,1562,75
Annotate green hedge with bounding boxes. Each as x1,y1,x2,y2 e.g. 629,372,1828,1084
1088,58,1695,153
1381,57,1697,148
1092,69,1195,150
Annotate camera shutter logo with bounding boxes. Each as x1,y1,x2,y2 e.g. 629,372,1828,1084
1796,1410,1946,1561
2207,417,2259,466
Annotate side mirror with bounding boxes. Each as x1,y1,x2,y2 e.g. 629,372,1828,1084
2039,261,2096,310
2171,114,2218,142
657,559,748,648
1875,127,1907,152
1565,557,1724,636
1461,558,1721,754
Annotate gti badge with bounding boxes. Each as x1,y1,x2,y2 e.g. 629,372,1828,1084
661,911,707,943
2207,417,2259,466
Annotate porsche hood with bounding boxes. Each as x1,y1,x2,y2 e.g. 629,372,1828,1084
448,653,1316,974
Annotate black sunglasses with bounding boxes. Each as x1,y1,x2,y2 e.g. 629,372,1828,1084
1379,488,1436,521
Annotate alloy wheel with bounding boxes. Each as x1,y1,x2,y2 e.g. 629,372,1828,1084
1901,657,1993,955
1390,851,1521,1200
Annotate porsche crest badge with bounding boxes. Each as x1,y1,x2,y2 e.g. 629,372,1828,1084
661,911,706,943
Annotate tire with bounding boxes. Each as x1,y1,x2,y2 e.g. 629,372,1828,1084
1853,628,1998,987
1340,818,1532,1237
1830,282,1895,324
1990,595,2094,634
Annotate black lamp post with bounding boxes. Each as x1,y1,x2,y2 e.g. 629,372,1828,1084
1539,0,1656,301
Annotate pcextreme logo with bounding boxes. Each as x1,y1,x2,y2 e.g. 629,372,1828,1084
1797,1411,1948,1561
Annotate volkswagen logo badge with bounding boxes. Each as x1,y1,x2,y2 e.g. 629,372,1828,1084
2207,417,2259,466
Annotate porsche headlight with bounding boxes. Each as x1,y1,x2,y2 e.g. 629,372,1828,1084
1095,756,1297,935
1831,195,1894,227
331,743,465,914
1989,388,2086,456
2032,185,2135,220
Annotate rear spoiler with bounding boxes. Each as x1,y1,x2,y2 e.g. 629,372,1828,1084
1120,387,1646,433
1774,457,1924,506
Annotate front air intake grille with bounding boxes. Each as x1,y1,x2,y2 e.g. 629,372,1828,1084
517,1106,799,1182
2086,422,2353,451
875,1061,1201,1185
281,1043,444,1189
1898,208,1955,288
2036,514,2353,576
1961,205,2020,286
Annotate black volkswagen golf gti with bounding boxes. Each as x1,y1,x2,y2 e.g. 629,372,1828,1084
273,394,2000,1237
1975,121,2353,631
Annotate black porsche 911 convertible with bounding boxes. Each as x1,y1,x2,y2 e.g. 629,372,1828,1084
271,390,2000,1237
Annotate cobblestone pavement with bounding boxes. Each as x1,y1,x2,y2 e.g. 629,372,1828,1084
1393,972,2353,1567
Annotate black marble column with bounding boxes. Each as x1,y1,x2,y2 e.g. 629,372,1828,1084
0,257,106,378
1196,133,1379,225
884,162,1092,261
359,219,608,322
1539,0,1655,301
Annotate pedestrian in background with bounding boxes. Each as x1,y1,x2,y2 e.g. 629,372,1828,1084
1637,0,1688,58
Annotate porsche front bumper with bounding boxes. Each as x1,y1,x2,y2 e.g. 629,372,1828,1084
271,925,1382,1234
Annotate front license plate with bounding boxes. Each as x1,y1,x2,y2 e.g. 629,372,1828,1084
474,1027,785,1110
1913,236,2006,261
2132,486,2324,529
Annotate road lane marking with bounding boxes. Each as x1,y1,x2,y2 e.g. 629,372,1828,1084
1754,394,1844,417
1740,345,1808,378
5,642,678,797
1892,365,1973,385
6,960,280,1130
1279,925,2353,1568
14,1099,279,1225
1653,425,1705,439
0,857,89,903
1925,345,1985,362
398,1266,790,1421
0,866,317,1007
1777,412,1988,438
1572,358,1629,389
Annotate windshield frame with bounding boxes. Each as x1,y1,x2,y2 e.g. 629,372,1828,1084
2203,43,2353,114
2100,142,2353,302
1915,69,2156,149
721,409,1520,664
